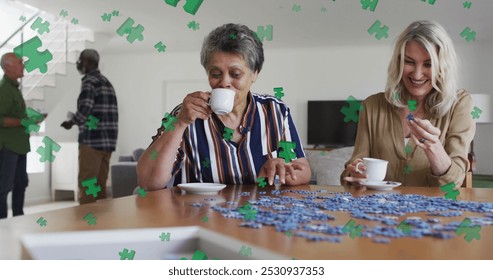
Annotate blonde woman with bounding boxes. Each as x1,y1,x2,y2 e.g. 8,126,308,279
342,20,475,187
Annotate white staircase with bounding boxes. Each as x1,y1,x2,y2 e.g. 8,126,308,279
0,0,94,106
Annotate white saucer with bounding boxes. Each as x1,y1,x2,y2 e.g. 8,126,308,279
177,183,227,195
360,181,401,191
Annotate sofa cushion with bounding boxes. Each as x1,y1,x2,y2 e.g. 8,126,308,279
305,147,354,186
132,148,145,161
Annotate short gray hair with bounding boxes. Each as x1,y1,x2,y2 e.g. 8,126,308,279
0,53,15,69
200,23,264,73
80,49,100,65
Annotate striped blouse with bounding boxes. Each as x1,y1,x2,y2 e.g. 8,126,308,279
152,92,306,186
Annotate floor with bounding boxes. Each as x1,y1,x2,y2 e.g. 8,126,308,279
7,200,79,218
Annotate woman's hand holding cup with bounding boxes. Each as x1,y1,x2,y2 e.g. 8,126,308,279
177,91,212,125
344,158,368,186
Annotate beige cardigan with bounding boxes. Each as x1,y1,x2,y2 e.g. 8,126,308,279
341,91,475,187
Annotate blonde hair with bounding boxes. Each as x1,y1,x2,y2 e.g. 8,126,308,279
385,20,458,118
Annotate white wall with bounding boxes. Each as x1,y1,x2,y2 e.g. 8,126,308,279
26,41,492,203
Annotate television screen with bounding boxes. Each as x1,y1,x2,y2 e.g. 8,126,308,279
307,100,359,148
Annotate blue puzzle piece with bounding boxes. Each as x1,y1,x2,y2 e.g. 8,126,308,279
13,36,53,73
116,17,144,43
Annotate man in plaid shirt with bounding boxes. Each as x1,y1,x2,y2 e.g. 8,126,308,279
61,49,118,204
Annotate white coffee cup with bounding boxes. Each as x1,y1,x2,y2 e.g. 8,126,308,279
355,157,388,181
210,88,235,115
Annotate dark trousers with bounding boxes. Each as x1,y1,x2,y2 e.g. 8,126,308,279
0,149,28,219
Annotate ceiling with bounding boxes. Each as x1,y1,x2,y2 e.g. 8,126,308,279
15,0,493,53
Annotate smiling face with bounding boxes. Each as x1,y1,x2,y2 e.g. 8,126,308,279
206,51,258,111
402,40,434,101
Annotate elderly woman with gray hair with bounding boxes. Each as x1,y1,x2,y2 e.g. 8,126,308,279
138,23,311,190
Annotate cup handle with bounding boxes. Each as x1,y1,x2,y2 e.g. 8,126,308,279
355,162,365,174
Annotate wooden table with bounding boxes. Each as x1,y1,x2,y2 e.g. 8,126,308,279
1,184,492,259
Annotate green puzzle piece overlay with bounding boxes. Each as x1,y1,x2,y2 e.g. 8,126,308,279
239,245,252,257
187,20,200,30
368,20,389,40
36,136,61,163
223,127,234,141
136,187,147,197
440,182,459,200
340,95,363,123
342,219,363,239
471,106,482,119
407,100,417,112
278,141,297,163
36,217,47,227
404,144,412,156
14,36,53,73
274,87,284,100
456,218,481,242
116,17,144,43
162,112,177,131
164,0,204,15
154,41,166,53
86,115,100,130
30,17,50,35
238,203,257,221
460,27,476,42
397,221,412,234
180,249,208,260
21,107,44,134
119,248,135,260
81,177,102,198
83,212,97,225
403,163,413,175
159,232,171,242
256,25,273,42
360,0,379,12
202,157,211,168
257,177,267,188
150,150,158,160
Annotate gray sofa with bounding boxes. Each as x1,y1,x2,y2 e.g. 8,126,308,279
304,147,354,186
111,148,144,198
